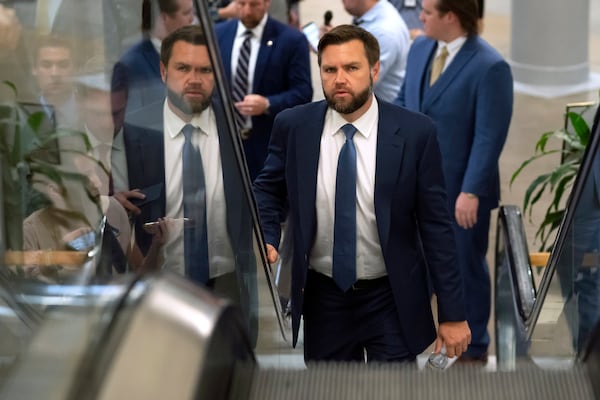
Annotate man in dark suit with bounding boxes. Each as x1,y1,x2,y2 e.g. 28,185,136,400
254,24,470,363
215,0,313,180
123,25,258,345
395,0,513,363
112,0,194,118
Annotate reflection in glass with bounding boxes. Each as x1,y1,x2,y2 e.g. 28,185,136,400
122,24,258,345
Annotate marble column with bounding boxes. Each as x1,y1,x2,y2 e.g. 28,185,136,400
511,0,590,85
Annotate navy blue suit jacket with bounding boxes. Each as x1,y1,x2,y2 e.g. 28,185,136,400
112,39,165,117
254,100,467,352
215,17,313,179
396,35,513,211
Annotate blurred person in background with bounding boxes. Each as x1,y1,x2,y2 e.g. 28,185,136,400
343,0,410,103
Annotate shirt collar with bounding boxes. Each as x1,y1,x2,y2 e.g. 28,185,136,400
328,96,379,139
235,13,268,40
150,37,162,55
164,99,213,139
436,35,467,57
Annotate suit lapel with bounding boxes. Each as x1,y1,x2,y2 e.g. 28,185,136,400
141,40,161,76
297,102,328,253
374,102,405,252
422,36,478,112
253,18,276,92
220,23,236,82
416,40,437,110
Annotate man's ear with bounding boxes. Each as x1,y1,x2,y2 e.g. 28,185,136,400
160,62,167,83
371,60,381,85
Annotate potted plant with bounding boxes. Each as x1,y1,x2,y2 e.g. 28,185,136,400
1,80,101,274
510,100,598,252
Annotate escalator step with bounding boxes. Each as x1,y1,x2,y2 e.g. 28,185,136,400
248,363,594,399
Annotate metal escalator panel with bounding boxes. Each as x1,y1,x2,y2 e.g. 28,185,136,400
0,273,256,400
86,273,256,400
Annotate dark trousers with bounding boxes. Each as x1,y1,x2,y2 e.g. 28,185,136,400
453,210,491,358
303,270,415,363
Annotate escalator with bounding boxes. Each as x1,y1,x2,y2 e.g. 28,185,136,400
0,266,596,400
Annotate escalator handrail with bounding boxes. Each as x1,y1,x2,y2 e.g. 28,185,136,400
497,205,537,321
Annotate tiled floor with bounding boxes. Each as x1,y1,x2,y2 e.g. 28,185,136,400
254,0,600,369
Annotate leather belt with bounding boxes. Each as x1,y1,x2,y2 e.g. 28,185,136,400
350,276,389,291
309,269,388,291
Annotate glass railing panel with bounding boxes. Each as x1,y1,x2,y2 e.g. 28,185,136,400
529,106,600,359
1,0,289,381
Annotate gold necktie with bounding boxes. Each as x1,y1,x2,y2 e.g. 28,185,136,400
35,0,50,35
430,46,448,86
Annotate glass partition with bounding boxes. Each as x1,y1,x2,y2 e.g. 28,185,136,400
529,105,600,359
0,0,288,383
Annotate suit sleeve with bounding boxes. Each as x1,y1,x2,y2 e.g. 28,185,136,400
416,127,467,323
462,60,513,195
265,34,313,114
253,112,290,249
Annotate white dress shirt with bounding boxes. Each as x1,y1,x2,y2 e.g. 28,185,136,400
310,98,387,280
162,101,234,278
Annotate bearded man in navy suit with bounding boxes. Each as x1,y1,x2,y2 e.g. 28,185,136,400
254,24,470,363
395,0,513,363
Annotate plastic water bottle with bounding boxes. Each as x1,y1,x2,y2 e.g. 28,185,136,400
427,344,449,370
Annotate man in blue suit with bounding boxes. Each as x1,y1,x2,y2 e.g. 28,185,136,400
215,0,312,180
254,25,470,363
112,0,195,118
395,0,513,363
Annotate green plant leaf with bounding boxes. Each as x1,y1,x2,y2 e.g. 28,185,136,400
567,110,591,146
510,150,561,187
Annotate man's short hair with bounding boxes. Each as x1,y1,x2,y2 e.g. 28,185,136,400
435,0,479,36
317,24,380,68
160,25,207,66
142,0,188,34
34,34,73,63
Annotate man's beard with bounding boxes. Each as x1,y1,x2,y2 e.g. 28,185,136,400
324,80,373,115
166,87,211,115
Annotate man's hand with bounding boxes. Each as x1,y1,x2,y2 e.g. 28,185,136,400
113,190,145,216
434,321,471,358
235,94,270,117
455,192,479,229
266,243,279,264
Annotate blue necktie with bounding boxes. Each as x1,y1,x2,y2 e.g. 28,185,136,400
182,124,209,284
332,124,358,292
